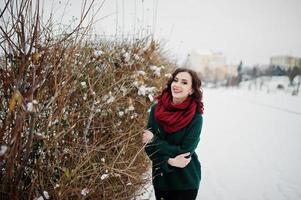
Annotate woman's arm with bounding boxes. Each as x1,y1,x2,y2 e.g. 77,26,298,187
144,105,203,172
143,130,192,168
145,114,203,158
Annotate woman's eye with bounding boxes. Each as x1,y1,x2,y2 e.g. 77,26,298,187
173,79,178,82
182,82,188,85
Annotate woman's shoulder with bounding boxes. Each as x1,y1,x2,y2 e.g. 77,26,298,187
191,111,203,124
185,112,203,133
149,102,158,112
195,111,203,119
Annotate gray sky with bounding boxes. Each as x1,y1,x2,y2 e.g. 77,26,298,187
45,0,301,66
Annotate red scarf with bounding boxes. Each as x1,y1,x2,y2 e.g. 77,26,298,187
155,91,201,133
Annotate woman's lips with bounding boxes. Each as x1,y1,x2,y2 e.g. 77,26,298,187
172,88,182,93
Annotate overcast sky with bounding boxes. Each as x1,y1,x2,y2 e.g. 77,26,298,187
44,0,301,66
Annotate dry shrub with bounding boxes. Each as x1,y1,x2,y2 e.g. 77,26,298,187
0,0,175,199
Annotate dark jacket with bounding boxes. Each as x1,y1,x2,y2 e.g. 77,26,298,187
145,103,203,190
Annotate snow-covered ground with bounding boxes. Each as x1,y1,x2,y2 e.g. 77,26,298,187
239,76,300,96
137,77,301,200
197,87,301,200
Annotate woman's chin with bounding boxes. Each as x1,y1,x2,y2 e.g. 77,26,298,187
171,93,180,99
172,91,181,96
172,96,187,104
172,93,186,99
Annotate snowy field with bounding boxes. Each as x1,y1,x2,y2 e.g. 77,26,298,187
139,84,301,200
198,87,301,200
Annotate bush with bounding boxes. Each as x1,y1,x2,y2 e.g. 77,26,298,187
0,0,174,199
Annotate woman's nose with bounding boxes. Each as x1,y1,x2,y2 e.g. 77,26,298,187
173,82,181,87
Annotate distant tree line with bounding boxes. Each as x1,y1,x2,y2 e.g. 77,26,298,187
238,65,301,86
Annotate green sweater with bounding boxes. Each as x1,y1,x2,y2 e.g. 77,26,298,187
145,103,203,191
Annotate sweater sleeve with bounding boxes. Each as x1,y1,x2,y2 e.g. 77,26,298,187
144,104,175,173
144,104,160,159
152,114,203,157
144,104,203,173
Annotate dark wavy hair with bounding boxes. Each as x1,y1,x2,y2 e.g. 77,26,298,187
161,68,204,114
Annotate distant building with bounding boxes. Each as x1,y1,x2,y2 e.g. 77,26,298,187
187,50,226,69
270,56,301,69
186,50,237,82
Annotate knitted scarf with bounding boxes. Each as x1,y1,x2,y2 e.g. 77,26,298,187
154,91,199,133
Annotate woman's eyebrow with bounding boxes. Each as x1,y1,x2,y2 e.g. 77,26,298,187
175,76,188,81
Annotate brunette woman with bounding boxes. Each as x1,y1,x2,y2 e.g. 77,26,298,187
142,68,204,200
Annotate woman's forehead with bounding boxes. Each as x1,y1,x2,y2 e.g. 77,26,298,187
175,72,192,81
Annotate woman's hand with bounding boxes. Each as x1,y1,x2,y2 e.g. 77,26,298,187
142,129,154,144
168,152,191,168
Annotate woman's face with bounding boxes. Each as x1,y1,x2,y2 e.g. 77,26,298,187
171,72,193,104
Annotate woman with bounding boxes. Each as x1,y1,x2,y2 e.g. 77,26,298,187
142,68,204,200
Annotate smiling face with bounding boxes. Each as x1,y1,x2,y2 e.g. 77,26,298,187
171,72,193,104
